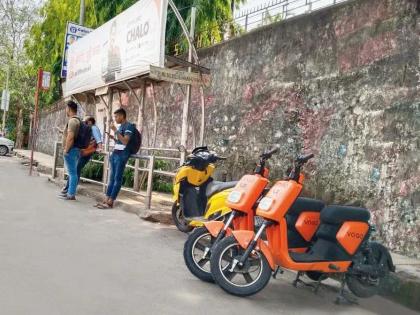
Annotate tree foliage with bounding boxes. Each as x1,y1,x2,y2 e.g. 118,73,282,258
25,0,98,104
0,0,38,144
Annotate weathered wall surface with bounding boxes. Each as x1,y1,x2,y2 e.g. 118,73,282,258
37,0,420,257
37,100,96,155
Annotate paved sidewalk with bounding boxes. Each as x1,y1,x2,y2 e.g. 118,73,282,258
14,149,173,224
13,149,420,311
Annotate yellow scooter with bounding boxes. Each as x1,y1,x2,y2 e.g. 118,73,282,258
172,147,237,233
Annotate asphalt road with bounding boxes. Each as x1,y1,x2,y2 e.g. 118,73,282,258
0,156,417,315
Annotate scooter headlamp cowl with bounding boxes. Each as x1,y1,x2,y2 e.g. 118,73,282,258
227,191,243,203
258,197,273,211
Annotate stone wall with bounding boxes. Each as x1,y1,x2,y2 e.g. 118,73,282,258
37,99,96,155
37,0,420,257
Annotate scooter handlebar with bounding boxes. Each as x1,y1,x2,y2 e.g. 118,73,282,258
296,153,314,164
260,147,279,160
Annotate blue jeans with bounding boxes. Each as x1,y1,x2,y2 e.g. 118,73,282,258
64,147,81,197
106,150,130,200
63,155,92,192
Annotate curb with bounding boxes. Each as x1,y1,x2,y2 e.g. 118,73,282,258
47,176,173,226
379,270,420,312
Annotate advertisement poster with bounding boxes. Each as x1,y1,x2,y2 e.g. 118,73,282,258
64,0,168,96
61,22,92,78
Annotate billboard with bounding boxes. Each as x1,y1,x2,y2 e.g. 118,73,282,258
64,0,168,97
61,22,92,78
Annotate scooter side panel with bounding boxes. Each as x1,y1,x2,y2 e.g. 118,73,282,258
336,221,369,255
231,230,255,249
204,221,226,238
205,190,233,220
257,240,275,270
295,212,321,242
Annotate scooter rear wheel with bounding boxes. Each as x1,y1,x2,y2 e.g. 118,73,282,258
210,236,272,297
183,227,215,283
346,242,391,298
172,203,193,233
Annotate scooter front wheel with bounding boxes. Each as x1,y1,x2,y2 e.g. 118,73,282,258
172,203,193,233
210,236,272,297
183,227,215,282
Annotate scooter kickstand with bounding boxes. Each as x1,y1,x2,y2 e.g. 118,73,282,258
293,271,316,289
313,279,322,294
272,266,283,279
335,276,358,305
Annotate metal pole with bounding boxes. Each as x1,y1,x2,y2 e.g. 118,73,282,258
102,88,113,193
245,14,249,32
29,68,43,176
133,82,146,192
79,0,85,26
145,155,155,209
180,7,196,164
2,66,10,134
167,0,199,65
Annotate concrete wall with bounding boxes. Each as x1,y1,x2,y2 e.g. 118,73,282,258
37,0,420,257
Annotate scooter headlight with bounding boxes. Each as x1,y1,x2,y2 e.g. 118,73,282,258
259,197,273,211
227,191,242,203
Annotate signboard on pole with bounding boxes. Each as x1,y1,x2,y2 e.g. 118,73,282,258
61,22,92,78
149,65,211,86
1,90,10,112
41,71,51,90
64,0,168,97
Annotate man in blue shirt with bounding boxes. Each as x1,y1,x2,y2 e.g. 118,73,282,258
60,116,103,197
96,108,134,209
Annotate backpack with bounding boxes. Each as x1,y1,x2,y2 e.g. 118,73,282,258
127,124,142,154
73,118,92,149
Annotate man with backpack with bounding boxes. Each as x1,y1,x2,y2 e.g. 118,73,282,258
96,108,141,209
59,101,92,201
59,116,102,198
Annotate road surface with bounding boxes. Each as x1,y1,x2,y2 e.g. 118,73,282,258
0,156,417,315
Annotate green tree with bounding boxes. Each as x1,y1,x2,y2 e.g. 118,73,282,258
166,0,246,53
25,0,98,105
0,0,38,146
93,0,137,25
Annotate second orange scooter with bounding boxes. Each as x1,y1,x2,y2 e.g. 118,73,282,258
183,149,325,283
210,154,395,303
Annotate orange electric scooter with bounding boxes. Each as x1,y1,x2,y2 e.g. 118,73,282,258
183,148,325,283
210,154,394,303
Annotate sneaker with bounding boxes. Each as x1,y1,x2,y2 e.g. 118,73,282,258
58,191,67,197
58,195,76,201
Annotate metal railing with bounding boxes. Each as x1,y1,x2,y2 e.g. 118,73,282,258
234,0,349,32
52,142,181,209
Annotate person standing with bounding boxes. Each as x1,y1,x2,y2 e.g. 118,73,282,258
60,116,103,197
59,101,81,201
96,108,133,209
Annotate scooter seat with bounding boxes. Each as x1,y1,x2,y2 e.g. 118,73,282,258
321,205,370,224
288,197,325,216
206,180,238,198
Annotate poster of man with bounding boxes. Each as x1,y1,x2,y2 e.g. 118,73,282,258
102,20,122,83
